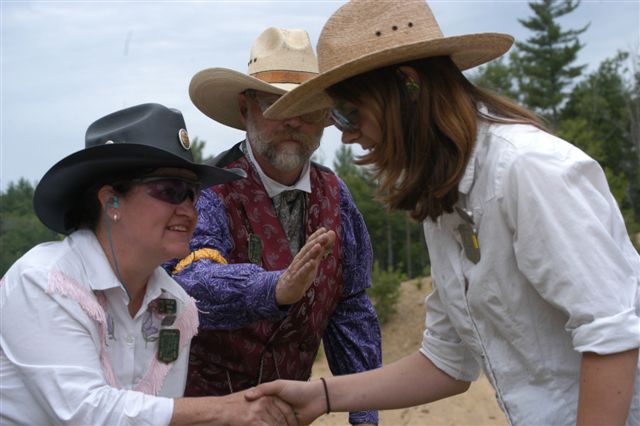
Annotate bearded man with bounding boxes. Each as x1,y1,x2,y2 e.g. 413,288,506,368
167,27,381,426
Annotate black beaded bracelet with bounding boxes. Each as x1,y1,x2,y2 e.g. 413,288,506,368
320,377,331,414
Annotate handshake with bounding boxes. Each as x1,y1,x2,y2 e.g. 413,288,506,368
233,377,334,426
172,376,336,426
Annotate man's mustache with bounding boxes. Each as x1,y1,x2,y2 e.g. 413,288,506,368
271,130,318,146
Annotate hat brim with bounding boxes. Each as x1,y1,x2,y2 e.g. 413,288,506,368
264,32,514,120
190,68,295,130
34,143,243,234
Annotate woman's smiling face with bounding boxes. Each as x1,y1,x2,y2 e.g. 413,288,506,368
108,167,199,264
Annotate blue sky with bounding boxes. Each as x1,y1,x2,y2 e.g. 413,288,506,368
1,0,639,191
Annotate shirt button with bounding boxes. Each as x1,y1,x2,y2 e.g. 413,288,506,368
126,335,135,344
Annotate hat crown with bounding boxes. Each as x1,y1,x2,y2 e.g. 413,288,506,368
85,103,193,162
34,103,243,235
247,27,319,76
262,0,514,121
318,0,443,73
189,27,326,130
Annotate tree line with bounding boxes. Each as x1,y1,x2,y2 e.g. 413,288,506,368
2,2,639,321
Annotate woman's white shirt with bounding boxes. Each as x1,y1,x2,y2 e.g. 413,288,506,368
421,121,640,425
0,229,198,425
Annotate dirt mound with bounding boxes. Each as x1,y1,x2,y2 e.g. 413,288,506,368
310,277,507,425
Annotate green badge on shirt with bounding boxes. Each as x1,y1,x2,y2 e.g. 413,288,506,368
248,233,263,266
455,206,481,264
457,223,481,264
156,298,177,315
157,329,180,363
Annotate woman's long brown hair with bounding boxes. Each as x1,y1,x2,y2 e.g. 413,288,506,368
327,56,546,222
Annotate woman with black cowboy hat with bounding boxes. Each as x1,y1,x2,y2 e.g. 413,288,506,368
0,103,321,425
247,1,640,425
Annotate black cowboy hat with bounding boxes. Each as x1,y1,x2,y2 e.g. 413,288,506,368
34,103,244,234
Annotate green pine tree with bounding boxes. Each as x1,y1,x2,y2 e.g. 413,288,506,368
472,54,520,102
513,0,588,129
1,179,59,275
333,145,429,278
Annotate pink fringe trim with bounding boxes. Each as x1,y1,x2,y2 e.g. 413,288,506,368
46,270,119,388
46,270,199,396
134,296,199,395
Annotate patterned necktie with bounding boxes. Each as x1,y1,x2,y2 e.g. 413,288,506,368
274,190,305,255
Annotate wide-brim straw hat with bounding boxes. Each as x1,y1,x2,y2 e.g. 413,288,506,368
189,27,322,130
264,0,514,120
34,103,244,235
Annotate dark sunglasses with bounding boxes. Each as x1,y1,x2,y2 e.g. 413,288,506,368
330,101,360,133
244,89,328,124
132,176,202,205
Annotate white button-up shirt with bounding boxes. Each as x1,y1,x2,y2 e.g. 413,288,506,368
420,120,640,425
1,230,197,425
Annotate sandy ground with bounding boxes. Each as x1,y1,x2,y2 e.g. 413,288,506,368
309,278,508,426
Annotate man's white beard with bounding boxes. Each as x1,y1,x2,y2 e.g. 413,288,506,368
247,118,322,173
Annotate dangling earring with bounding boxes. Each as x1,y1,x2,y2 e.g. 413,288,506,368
404,79,421,101
405,79,420,93
396,67,421,102
112,212,120,222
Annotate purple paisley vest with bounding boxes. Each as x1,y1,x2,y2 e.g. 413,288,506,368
184,144,344,396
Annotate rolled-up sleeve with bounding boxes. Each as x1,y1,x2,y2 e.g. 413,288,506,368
420,277,481,382
501,146,640,354
322,180,382,425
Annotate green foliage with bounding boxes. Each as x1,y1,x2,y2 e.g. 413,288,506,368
190,137,214,163
367,262,405,325
512,0,588,128
472,1,639,240
421,264,431,279
333,144,359,177
561,52,634,169
471,55,520,101
1,179,59,275
559,51,640,231
333,146,429,279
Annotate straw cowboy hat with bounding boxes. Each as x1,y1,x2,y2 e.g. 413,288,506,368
34,103,243,234
189,27,321,130
264,0,515,119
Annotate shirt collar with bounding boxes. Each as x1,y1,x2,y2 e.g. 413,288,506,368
244,138,311,198
70,229,186,303
458,138,478,196
72,229,122,292
143,268,188,304
458,109,492,195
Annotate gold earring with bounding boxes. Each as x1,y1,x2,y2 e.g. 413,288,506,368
405,79,420,94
